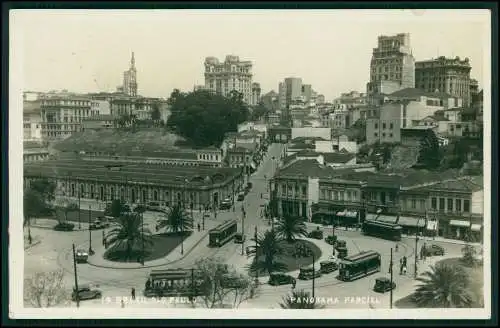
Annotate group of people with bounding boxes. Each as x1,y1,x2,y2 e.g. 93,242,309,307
388,255,408,275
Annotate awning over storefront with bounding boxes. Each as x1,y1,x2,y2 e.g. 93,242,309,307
426,220,438,231
336,211,358,218
397,216,426,228
470,224,482,232
365,213,397,224
449,220,471,227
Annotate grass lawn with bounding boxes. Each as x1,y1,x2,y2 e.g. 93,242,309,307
103,231,192,263
248,239,322,278
394,257,484,308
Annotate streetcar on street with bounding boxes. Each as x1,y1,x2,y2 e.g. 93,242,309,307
208,219,238,247
362,220,402,241
144,268,207,298
337,250,381,282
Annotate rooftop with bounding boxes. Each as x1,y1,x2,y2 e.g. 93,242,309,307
388,88,453,100
24,159,241,188
423,115,449,122
413,176,483,192
274,159,357,180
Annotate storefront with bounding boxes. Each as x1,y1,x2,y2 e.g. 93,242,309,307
447,219,471,240
425,218,439,238
396,216,426,235
469,223,482,243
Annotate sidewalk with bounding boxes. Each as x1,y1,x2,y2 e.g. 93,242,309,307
24,235,42,250
30,218,91,231
86,219,221,269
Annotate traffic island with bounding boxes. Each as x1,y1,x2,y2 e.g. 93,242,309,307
103,231,193,263
248,240,323,278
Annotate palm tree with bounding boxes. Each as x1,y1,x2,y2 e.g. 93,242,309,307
275,215,308,243
279,289,325,309
105,212,153,261
247,229,286,276
156,204,193,234
413,262,473,308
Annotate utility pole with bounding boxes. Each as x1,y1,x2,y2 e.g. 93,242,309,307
191,267,195,302
331,215,335,255
390,247,393,309
312,252,316,299
141,210,145,265
88,205,93,255
254,226,258,284
414,218,420,279
78,191,81,229
72,244,80,308
241,210,245,255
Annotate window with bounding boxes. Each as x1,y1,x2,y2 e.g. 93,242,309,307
333,191,338,200
390,123,394,129
374,133,378,137
329,190,334,200
321,189,326,199
455,199,462,212
439,198,445,211
411,199,416,209
352,191,358,200
374,123,378,129
389,133,393,138
464,200,470,213
382,133,386,137
71,184,75,197
382,123,386,129
347,191,351,201
419,199,426,209
447,198,453,211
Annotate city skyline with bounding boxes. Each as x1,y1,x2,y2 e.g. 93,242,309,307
14,10,489,101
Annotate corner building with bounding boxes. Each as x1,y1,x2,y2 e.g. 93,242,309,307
204,55,253,104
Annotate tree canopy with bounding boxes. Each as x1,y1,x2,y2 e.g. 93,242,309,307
166,89,249,147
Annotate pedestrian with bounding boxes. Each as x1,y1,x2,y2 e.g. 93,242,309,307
197,223,201,232
131,287,136,300
402,265,407,275
292,280,296,289
121,299,125,308
395,243,399,252
399,262,403,275
403,256,407,267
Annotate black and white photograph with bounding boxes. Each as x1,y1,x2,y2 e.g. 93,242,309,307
8,8,492,319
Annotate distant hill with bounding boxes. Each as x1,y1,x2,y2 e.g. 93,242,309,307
52,128,184,153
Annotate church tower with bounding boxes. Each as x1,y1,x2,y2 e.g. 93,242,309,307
123,52,138,97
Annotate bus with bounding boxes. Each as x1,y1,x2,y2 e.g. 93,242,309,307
144,269,207,298
362,220,402,241
338,250,381,282
208,220,238,247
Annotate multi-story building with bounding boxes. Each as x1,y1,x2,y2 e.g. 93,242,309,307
261,90,279,112
365,88,460,145
120,52,138,97
251,83,261,106
25,159,243,211
81,114,117,131
278,82,287,111
366,33,415,97
316,95,325,104
301,84,313,102
470,79,479,100
23,100,43,141
415,56,473,107
334,91,368,109
204,55,253,104
40,95,94,139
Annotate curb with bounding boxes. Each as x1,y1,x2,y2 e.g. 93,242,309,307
86,230,211,270
24,240,42,250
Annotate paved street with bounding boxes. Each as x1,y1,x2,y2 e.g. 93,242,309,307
24,143,469,309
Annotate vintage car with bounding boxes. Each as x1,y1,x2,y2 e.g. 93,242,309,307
268,273,296,286
373,277,396,293
75,249,89,263
298,266,322,280
72,284,102,301
422,244,445,257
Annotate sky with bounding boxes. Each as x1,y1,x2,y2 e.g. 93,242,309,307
12,9,490,102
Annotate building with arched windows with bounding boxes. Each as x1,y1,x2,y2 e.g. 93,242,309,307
24,159,244,210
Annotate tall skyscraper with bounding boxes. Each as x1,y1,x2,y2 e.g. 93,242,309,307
366,33,415,96
251,83,261,105
122,52,138,97
204,55,253,104
284,77,303,105
415,56,473,106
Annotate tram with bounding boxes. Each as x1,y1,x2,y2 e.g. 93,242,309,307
144,268,207,298
337,250,381,282
362,220,402,241
208,219,238,247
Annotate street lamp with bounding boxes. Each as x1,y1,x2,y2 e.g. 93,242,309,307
88,205,94,255
390,247,394,309
241,210,245,255
141,210,145,265
312,252,316,299
78,191,81,230
414,217,421,279
254,226,258,284
72,243,80,308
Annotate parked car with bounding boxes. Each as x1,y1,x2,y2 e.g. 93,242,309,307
308,229,324,240
422,244,445,257
75,249,89,263
219,201,231,210
72,284,102,301
298,266,322,280
53,222,75,231
237,192,245,201
320,260,338,274
335,240,347,250
90,218,110,230
146,201,164,212
234,233,246,244
373,277,396,293
325,235,338,245
268,273,296,286
336,246,348,259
